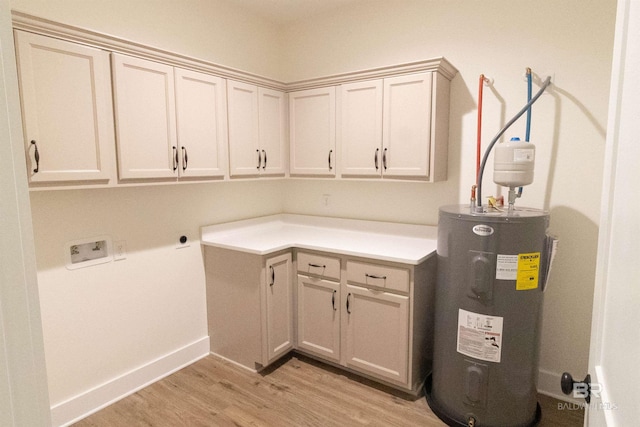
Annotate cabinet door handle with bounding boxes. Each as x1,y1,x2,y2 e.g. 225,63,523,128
181,146,188,171
269,265,275,286
383,148,388,170
262,150,267,170
257,149,261,170
346,293,351,314
172,146,178,171
30,140,40,173
332,290,337,311
328,149,333,170
365,273,387,280
374,148,379,170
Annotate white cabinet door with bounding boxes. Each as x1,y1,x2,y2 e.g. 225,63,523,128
297,275,341,362
264,253,293,365
174,68,227,179
289,87,336,176
14,31,115,184
112,53,177,180
258,87,287,176
344,284,409,385
339,80,383,178
227,80,260,176
382,72,433,178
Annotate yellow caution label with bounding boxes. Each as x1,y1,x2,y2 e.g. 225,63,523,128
516,252,540,290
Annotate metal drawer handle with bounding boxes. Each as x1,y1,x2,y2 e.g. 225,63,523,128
366,273,387,280
31,140,40,173
308,263,326,269
332,290,336,311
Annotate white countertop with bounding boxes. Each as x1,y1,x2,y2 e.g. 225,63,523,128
200,214,438,265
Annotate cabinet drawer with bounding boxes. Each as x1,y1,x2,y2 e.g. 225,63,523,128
346,261,409,293
297,252,341,281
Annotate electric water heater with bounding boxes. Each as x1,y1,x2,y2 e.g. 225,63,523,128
426,205,553,427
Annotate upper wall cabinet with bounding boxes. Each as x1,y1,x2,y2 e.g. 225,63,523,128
339,72,450,182
227,80,287,177
175,68,228,179
112,54,178,180
13,14,457,188
289,87,336,176
339,80,384,178
112,54,228,181
14,30,116,185
383,72,433,179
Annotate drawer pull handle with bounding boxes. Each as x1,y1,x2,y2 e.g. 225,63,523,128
332,290,336,311
308,263,326,269
366,273,387,280
346,293,351,314
31,140,40,173
269,266,275,286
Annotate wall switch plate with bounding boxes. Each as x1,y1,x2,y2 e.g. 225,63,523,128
114,240,126,260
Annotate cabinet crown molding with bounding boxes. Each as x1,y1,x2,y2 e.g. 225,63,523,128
11,10,457,91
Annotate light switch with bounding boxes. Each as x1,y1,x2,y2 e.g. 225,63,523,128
114,240,127,260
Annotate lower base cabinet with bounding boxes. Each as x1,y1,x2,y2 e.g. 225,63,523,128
297,275,341,362
204,247,293,370
344,284,409,384
204,246,435,395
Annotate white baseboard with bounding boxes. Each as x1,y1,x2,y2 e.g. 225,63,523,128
51,336,210,427
538,367,581,403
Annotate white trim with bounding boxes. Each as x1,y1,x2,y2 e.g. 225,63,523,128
0,1,51,424
50,337,210,427
11,11,457,93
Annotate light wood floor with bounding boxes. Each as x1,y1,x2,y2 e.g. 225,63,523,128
74,354,584,426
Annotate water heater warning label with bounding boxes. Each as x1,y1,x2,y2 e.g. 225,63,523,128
457,309,503,363
496,252,541,290
516,252,540,290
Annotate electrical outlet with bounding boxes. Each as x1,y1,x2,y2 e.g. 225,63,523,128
176,232,190,249
114,240,126,260
322,194,330,208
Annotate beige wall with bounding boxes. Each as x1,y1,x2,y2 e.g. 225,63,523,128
11,0,617,415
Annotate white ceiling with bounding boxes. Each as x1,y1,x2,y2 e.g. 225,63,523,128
226,0,362,25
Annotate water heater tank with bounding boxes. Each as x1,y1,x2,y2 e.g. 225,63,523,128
426,205,551,427
493,137,535,187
